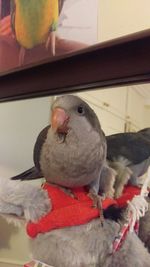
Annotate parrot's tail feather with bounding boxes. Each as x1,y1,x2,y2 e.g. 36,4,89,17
11,167,43,181
113,156,131,167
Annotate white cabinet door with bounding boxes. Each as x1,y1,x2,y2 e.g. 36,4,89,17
78,89,126,135
84,87,127,119
127,87,145,130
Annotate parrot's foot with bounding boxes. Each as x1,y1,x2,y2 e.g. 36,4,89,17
46,31,56,56
99,164,116,199
88,192,105,226
19,46,26,66
59,186,76,198
109,161,132,198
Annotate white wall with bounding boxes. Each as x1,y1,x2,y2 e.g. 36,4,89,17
0,97,52,177
99,0,150,42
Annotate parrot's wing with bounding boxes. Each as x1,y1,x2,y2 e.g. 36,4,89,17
58,0,65,14
138,127,150,138
11,167,43,181
10,0,16,35
33,125,50,171
106,132,150,164
129,157,150,183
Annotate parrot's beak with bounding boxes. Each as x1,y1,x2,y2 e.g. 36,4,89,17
51,108,70,134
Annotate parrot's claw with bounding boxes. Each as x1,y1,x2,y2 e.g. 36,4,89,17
88,192,105,226
88,192,99,208
60,186,76,198
19,46,26,66
46,31,56,56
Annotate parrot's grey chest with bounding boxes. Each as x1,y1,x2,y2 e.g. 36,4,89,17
40,129,105,186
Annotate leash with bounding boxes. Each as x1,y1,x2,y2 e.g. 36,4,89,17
111,167,150,254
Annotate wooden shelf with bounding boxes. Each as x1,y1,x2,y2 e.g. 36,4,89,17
1,29,150,102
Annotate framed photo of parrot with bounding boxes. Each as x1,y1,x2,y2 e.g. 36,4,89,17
0,0,99,73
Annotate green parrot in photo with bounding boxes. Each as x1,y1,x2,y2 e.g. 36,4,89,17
10,0,65,65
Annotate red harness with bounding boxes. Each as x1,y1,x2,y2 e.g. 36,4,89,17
26,184,141,239
26,184,117,238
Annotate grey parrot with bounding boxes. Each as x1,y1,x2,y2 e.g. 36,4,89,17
106,128,150,198
0,95,149,267
11,96,115,202
106,128,150,177
103,128,150,254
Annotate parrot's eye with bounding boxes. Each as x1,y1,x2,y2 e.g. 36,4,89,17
77,105,85,115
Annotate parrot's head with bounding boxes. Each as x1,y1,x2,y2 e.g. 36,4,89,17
40,95,107,188
51,95,102,142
